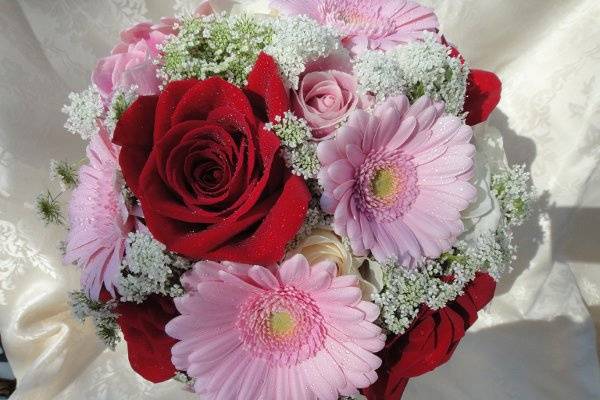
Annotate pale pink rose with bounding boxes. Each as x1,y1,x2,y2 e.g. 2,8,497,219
293,57,359,140
92,18,177,101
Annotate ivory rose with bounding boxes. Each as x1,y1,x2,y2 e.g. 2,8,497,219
293,228,383,299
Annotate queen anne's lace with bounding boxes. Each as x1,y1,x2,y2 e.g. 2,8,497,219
117,232,190,303
354,34,468,115
394,33,468,115
265,15,340,89
61,85,104,140
159,13,273,86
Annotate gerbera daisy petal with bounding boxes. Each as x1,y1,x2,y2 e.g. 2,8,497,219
166,256,384,399
279,254,311,285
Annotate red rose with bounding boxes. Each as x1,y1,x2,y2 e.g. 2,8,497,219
113,53,310,264
115,295,179,383
363,273,497,400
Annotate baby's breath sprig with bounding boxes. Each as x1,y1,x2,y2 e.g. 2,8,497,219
117,232,191,303
266,112,312,149
106,86,138,133
491,164,534,227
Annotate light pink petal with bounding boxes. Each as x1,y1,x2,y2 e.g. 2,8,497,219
279,254,311,285
386,116,417,151
315,286,362,306
328,159,355,183
413,194,461,220
331,275,359,288
333,179,355,200
317,139,342,165
301,360,337,400
345,144,365,167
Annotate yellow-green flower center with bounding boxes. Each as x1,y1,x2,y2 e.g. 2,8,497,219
269,311,296,337
371,167,399,201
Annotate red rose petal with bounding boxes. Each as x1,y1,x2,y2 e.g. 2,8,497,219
464,69,502,126
113,95,158,196
115,296,178,383
206,173,310,264
245,52,289,123
154,79,198,144
172,77,255,127
467,272,497,310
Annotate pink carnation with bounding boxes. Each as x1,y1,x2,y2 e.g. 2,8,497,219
91,19,176,101
318,96,476,266
166,255,385,399
64,127,134,300
271,0,439,54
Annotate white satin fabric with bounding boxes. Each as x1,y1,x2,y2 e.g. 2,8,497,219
0,0,599,399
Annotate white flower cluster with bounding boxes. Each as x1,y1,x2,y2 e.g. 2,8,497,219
353,50,406,101
393,33,468,115
491,164,534,226
354,33,468,115
62,85,104,140
266,111,312,148
106,86,138,133
373,164,534,334
265,15,341,89
69,290,120,350
159,13,273,86
117,232,190,303
281,142,321,180
458,225,515,281
267,112,321,179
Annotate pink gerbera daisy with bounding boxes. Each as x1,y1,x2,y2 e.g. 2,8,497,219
166,255,385,400
318,96,477,266
64,127,134,300
270,0,439,54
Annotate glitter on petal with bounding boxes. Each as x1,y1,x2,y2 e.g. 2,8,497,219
166,254,386,400
317,95,477,266
64,127,134,300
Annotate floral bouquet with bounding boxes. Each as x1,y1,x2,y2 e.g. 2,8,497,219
36,1,534,399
